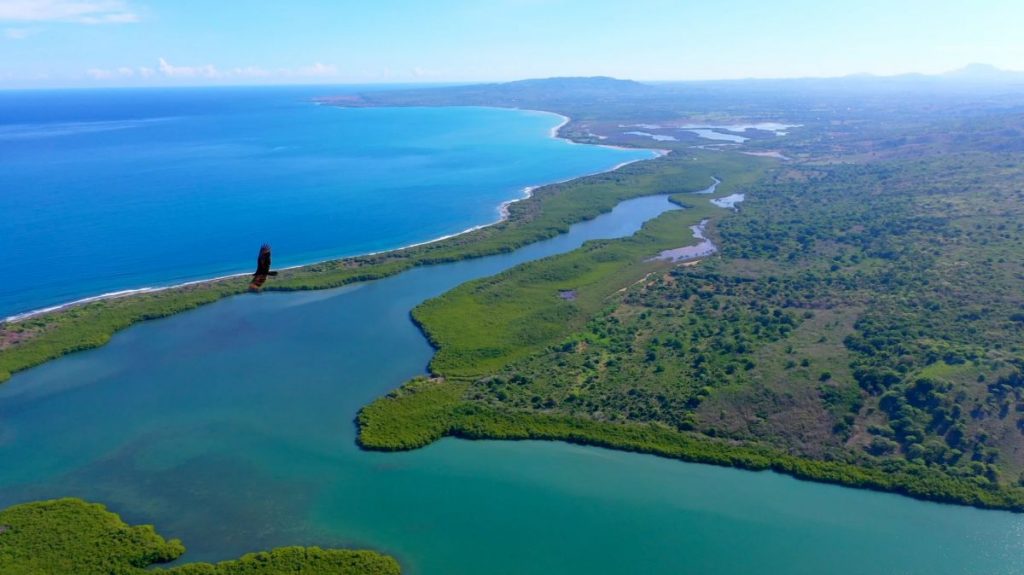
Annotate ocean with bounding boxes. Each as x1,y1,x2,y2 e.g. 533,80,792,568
0,86,653,318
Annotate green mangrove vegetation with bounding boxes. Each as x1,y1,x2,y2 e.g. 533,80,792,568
359,383,1024,510
411,190,735,379
0,150,747,383
359,110,1024,512
0,498,400,575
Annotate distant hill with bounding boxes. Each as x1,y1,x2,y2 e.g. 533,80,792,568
496,76,650,92
943,63,1024,83
317,66,1024,124
319,75,665,120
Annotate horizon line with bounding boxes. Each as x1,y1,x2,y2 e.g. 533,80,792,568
2,64,1023,92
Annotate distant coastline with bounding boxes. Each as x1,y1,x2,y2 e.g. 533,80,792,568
3,108,659,325
495,111,667,221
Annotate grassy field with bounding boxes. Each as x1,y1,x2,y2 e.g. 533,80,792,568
0,498,400,575
0,150,749,383
359,112,1024,512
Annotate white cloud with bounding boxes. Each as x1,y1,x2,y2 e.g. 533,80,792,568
162,59,342,80
3,27,34,38
158,57,221,79
0,0,139,24
82,59,343,83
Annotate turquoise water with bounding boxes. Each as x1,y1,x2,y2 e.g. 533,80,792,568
1,193,1022,574
0,87,652,318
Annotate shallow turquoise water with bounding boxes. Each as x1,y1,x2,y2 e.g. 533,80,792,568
0,86,652,317
1,194,1022,574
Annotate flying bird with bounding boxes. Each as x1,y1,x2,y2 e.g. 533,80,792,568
249,243,278,291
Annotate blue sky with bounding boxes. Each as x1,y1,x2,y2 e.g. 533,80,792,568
1,0,1022,88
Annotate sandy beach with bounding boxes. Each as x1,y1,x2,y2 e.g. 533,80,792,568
4,111,665,324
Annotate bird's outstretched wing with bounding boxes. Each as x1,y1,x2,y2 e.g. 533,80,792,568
249,244,273,290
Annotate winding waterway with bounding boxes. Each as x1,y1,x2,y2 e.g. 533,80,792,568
2,197,1023,574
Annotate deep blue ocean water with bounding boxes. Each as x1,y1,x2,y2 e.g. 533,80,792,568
0,86,652,318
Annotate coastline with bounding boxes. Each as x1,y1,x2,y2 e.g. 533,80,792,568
534,109,670,155
1,105,719,385
3,110,662,325
649,219,716,262
481,109,669,229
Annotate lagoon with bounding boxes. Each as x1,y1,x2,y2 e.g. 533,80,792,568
1,191,1022,574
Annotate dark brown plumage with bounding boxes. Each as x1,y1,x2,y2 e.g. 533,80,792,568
249,243,278,290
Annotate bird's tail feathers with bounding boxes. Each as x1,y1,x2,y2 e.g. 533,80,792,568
268,271,279,276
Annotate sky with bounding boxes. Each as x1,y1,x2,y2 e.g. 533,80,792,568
1,0,1022,88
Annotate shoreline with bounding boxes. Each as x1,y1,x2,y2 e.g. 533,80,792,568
649,219,716,262
3,110,665,325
